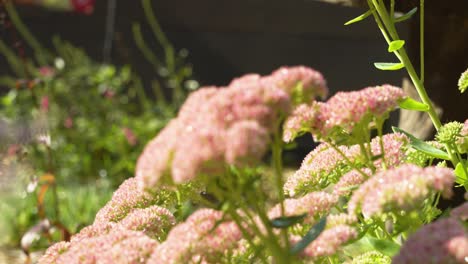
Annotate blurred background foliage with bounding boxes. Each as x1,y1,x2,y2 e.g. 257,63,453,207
0,0,197,250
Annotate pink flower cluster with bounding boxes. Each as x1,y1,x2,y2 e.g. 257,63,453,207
39,179,176,263
39,229,158,264
293,225,357,259
284,133,409,197
393,217,468,264
94,177,159,224
136,66,328,189
282,85,405,141
149,208,242,264
451,201,468,221
268,191,338,223
333,168,371,197
348,164,455,218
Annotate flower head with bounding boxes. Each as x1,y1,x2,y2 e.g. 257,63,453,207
118,205,176,240
269,192,338,222
54,229,157,264
282,103,321,142
225,121,269,165
312,85,405,140
38,241,70,264
149,209,241,264
267,66,328,102
94,177,157,224
136,66,328,189
436,121,464,144
458,68,468,93
348,165,455,218
393,217,468,264
450,201,468,221
294,225,357,259
284,143,359,196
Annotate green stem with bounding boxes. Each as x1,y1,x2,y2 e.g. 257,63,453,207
376,118,388,170
226,209,268,264
368,0,461,167
328,142,370,179
420,0,425,84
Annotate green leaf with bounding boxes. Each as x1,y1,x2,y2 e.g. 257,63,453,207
344,9,374,26
398,97,429,112
367,237,401,256
388,40,405,52
271,213,307,229
374,62,405,71
392,127,450,160
454,162,468,184
394,7,418,23
291,217,326,255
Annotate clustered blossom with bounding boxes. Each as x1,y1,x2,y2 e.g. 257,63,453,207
348,165,455,218
136,66,328,189
282,85,405,141
436,121,464,144
94,177,158,224
283,103,321,142
284,143,358,196
39,229,158,264
285,133,409,197
294,225,357,259
39,189,176,263
268,191,338,222
458,68,468,93
370,133,409,169
148,208,242,264
265,66,328,101
450,201,468,221
393,217,468,264
37,241,70,264
316,85,405,139
118,205,176,240
333,169,370,197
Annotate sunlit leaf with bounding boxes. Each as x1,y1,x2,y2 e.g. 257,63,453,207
398,97,429,112
374,62,405,70
394,7,418,23
367,237,401,256
271,213,307,229
344,9,374,26
392,127,450,160
291,217,326,255
388,40,405,52
454,162,468,184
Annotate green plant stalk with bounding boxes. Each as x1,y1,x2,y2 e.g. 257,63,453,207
141,0,182,102
420,0,425,84
225,208,268,264
272,125,291,253
132,23,163,70
5,1,49,65
368,0,462,168
328,142,369,179
222,169,284,262
376,118,388,170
